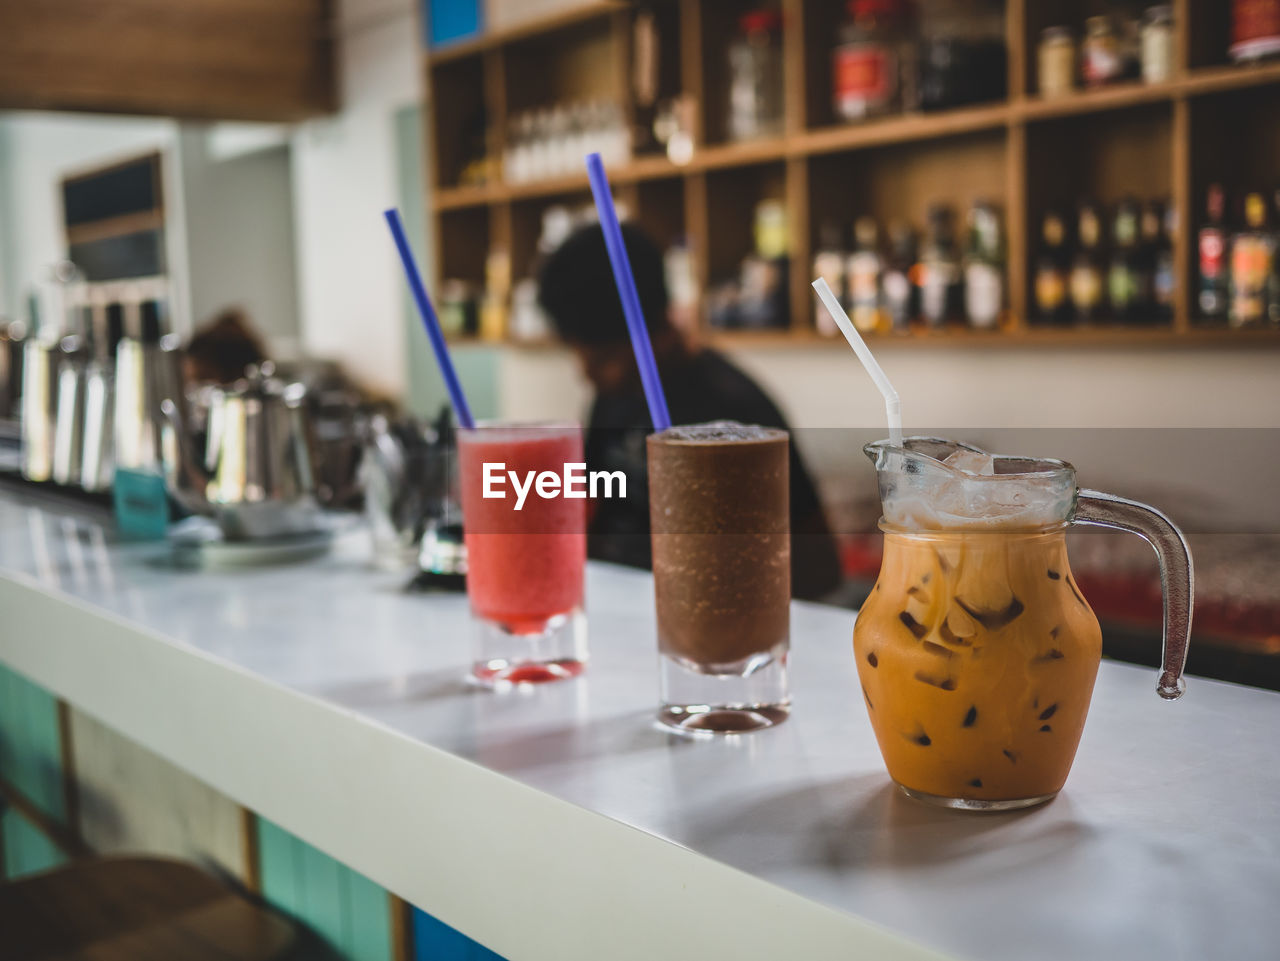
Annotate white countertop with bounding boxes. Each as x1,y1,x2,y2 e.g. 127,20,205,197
2,487,1278,961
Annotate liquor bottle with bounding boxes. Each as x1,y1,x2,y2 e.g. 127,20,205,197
1137,201,1164,323
1034,210,1070,325
1198,184,1229,321
1229,192,1276,328
1270,188,1280,326
882,219,918,332
918,204,961,328
813,222,847,336
1151,200,1176,324
1069,202,1106,323
964,200,1003,329
1108,197,1143,323
848,217,884,333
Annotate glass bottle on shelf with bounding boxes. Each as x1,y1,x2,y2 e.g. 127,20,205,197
882,219,918,332
1135,201,1164,323
728,9,785,142
1038,26,1077,99
1109,198,1143,323
848,217,884,333
964,200,1003,330
1229,192,1276,328
918,204,960,328
1082,15,1123,87
1150,200,1176,324
1271,188,1280,326
1230,0,1280,63
813,223,847,336
833,0,916,122
740,198,790,329
918,0,1006,111
1070,202,1106,324
1034,210,1071,325
1141,5,1174,84
1198,184,1230,322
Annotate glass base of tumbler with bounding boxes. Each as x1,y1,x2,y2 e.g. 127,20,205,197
897,783,1058,811
470,605,587,688
657,647,790,735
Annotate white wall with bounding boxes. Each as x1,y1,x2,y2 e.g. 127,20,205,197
289,0,422,397
178,126,301,352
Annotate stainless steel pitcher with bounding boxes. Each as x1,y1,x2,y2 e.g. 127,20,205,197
20,337,59,482
161,362,322,541
51,335,88,486
114,333,183,475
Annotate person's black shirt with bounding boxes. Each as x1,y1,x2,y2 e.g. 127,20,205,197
583,347,843,601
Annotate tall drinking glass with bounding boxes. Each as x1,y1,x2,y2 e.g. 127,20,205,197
647,422,791,733
457,423,587,685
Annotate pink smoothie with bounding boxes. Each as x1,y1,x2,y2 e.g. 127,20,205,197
457,424,586,633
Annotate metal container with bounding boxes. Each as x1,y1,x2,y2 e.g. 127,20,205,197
51,336,88,486
114,334,183,475
162,361,323,541
20,338,59,482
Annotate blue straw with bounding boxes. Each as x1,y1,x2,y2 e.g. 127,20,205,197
584,153,672,432
383,208,474,430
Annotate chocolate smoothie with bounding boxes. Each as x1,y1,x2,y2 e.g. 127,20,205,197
646,422,790,672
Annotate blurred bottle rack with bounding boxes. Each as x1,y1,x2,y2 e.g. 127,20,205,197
423,0,1280,349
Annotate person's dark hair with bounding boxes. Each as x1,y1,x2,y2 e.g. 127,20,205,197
537,222,670,346
185,308,267,385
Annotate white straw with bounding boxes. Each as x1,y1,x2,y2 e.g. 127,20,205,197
811,277,903,448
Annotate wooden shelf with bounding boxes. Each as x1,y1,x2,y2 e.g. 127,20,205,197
1019,61,1280,121
449,326,1280,352
708,325,1280,351
424,1,1280,350
799,101,1012,155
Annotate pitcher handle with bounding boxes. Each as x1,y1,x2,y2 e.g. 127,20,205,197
1072,490,1194,700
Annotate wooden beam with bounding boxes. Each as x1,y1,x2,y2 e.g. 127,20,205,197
0,0,337,121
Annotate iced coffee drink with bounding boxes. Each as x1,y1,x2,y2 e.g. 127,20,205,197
647,422,790,733
854,437,1194,809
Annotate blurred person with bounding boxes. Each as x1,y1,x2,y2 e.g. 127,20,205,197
538,223,843,601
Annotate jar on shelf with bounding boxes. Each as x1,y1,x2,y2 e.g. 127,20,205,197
1231,0,1280,62
1082,15,1123,87
918,0,1006,111
1038,26,1076,98
728,9,784,142
833,0,917,122
1141,6,1175,84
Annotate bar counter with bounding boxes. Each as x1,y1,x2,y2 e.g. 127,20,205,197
1,487,1278,961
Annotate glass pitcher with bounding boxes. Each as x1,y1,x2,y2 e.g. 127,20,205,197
854,437,1193,811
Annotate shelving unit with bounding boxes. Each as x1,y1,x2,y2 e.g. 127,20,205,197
424,0,1280,348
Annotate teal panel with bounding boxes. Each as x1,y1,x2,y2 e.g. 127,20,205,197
255,816,394,961
258,817,305,915
0,663,65,824
299,839,346,952
344,867,395,961
0,664,15,786
1,806,65,880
